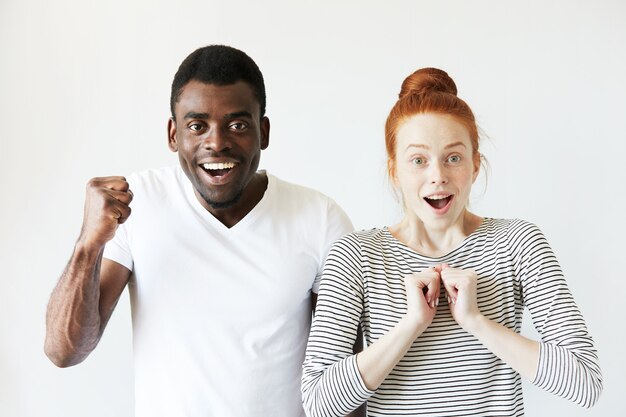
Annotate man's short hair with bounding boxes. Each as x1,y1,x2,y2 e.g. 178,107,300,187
170,45,266,119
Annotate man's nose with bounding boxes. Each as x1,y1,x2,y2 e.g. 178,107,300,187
203,127,232,152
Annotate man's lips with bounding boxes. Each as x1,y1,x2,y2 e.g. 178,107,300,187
198,160,240,183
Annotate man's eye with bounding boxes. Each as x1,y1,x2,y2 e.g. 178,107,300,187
229,122,247,131
411,157,425,165
189,123,205,132
448,155,461,163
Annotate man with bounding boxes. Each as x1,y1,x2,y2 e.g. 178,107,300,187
45,45,358,416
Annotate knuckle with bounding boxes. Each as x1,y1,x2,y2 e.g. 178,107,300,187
104,196,122,211
86,177,101,189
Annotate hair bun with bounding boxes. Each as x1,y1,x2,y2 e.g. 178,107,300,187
399,67,457,99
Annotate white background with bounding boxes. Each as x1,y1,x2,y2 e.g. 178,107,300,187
1,1,625,416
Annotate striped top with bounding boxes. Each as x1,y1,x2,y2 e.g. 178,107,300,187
302,218,602,417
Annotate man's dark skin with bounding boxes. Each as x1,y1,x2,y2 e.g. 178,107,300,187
45,78,365,415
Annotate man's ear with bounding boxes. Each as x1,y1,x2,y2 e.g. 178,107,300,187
167,117,178,152
260,116,270,150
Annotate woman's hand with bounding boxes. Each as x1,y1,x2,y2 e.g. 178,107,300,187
437,264,540,381
438,264,483,331
403,268,440,329
355,268,441,391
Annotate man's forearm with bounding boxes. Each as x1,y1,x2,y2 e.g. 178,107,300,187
44,242,105,367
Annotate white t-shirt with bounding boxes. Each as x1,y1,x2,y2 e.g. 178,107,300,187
103,165,353,417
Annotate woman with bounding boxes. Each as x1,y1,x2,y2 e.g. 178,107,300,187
301,68,602,417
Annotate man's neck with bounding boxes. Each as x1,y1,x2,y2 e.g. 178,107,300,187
203,172,268,228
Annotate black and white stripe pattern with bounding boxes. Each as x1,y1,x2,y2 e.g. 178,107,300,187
302,218,602,416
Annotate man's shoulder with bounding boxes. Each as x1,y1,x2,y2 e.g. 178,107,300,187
120,166,187,208
126,165,183,192
267,173,339,208
127,165,179,183
266,173,352,230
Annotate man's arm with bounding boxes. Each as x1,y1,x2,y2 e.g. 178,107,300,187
45,254,130,367
44,176,133,367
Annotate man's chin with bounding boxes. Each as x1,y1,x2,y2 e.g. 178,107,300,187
201,190,243,210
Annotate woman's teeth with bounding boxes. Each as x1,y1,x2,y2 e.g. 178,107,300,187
424,194,452,209
425,194,450,200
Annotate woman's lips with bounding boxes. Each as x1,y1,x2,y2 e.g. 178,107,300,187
424,194,453,213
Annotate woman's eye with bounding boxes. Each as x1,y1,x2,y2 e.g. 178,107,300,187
448,155,461,163
411,157,425,165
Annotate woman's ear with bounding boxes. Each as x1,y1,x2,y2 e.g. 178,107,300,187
472,152,481,182
388,159,397,186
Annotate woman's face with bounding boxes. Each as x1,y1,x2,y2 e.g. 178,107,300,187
393,113,479,228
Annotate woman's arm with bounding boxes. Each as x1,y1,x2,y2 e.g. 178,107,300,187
355,271,439,390
302,235,370,417
439,265,540,380
514,222,602,407
302,233,439,417
440,220,603,408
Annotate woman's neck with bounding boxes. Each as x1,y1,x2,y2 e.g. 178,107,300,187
389,210,483,258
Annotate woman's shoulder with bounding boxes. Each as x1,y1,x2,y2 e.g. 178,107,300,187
347,227,389,243
331,227,388,250
482,217,541,235
481,218,548,256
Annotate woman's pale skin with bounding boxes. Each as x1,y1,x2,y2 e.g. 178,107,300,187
355,112,540,390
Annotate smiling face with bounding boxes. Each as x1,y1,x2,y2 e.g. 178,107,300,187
168,80,269,212
393,113,479,228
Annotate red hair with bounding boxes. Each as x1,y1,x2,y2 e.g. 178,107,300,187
385,68,479,178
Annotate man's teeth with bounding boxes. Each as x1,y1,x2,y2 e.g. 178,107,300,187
202,162,236,170
426,194,451,200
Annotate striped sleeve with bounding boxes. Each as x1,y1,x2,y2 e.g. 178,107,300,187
508,220,603,407
302,234,375,417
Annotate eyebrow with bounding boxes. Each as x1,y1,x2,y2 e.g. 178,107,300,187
224,111,253,120
405,141,468,151
183,111,254,120
183,112,209,120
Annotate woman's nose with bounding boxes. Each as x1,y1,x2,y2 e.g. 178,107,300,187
429,161,448,184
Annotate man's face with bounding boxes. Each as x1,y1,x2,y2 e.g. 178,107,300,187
168,80,269,211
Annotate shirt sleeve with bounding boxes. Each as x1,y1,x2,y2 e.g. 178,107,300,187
509,220,602,408
312,197,354,293
102,221,133,271
302,234,375,417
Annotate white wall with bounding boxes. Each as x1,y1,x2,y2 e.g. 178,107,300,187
1,1,625,416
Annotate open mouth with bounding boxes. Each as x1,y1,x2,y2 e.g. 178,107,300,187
201,162,237,178
424,194,453,210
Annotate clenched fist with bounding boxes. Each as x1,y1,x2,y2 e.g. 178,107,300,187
438,264,482,331
78,176,133,250
403,268,441,329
